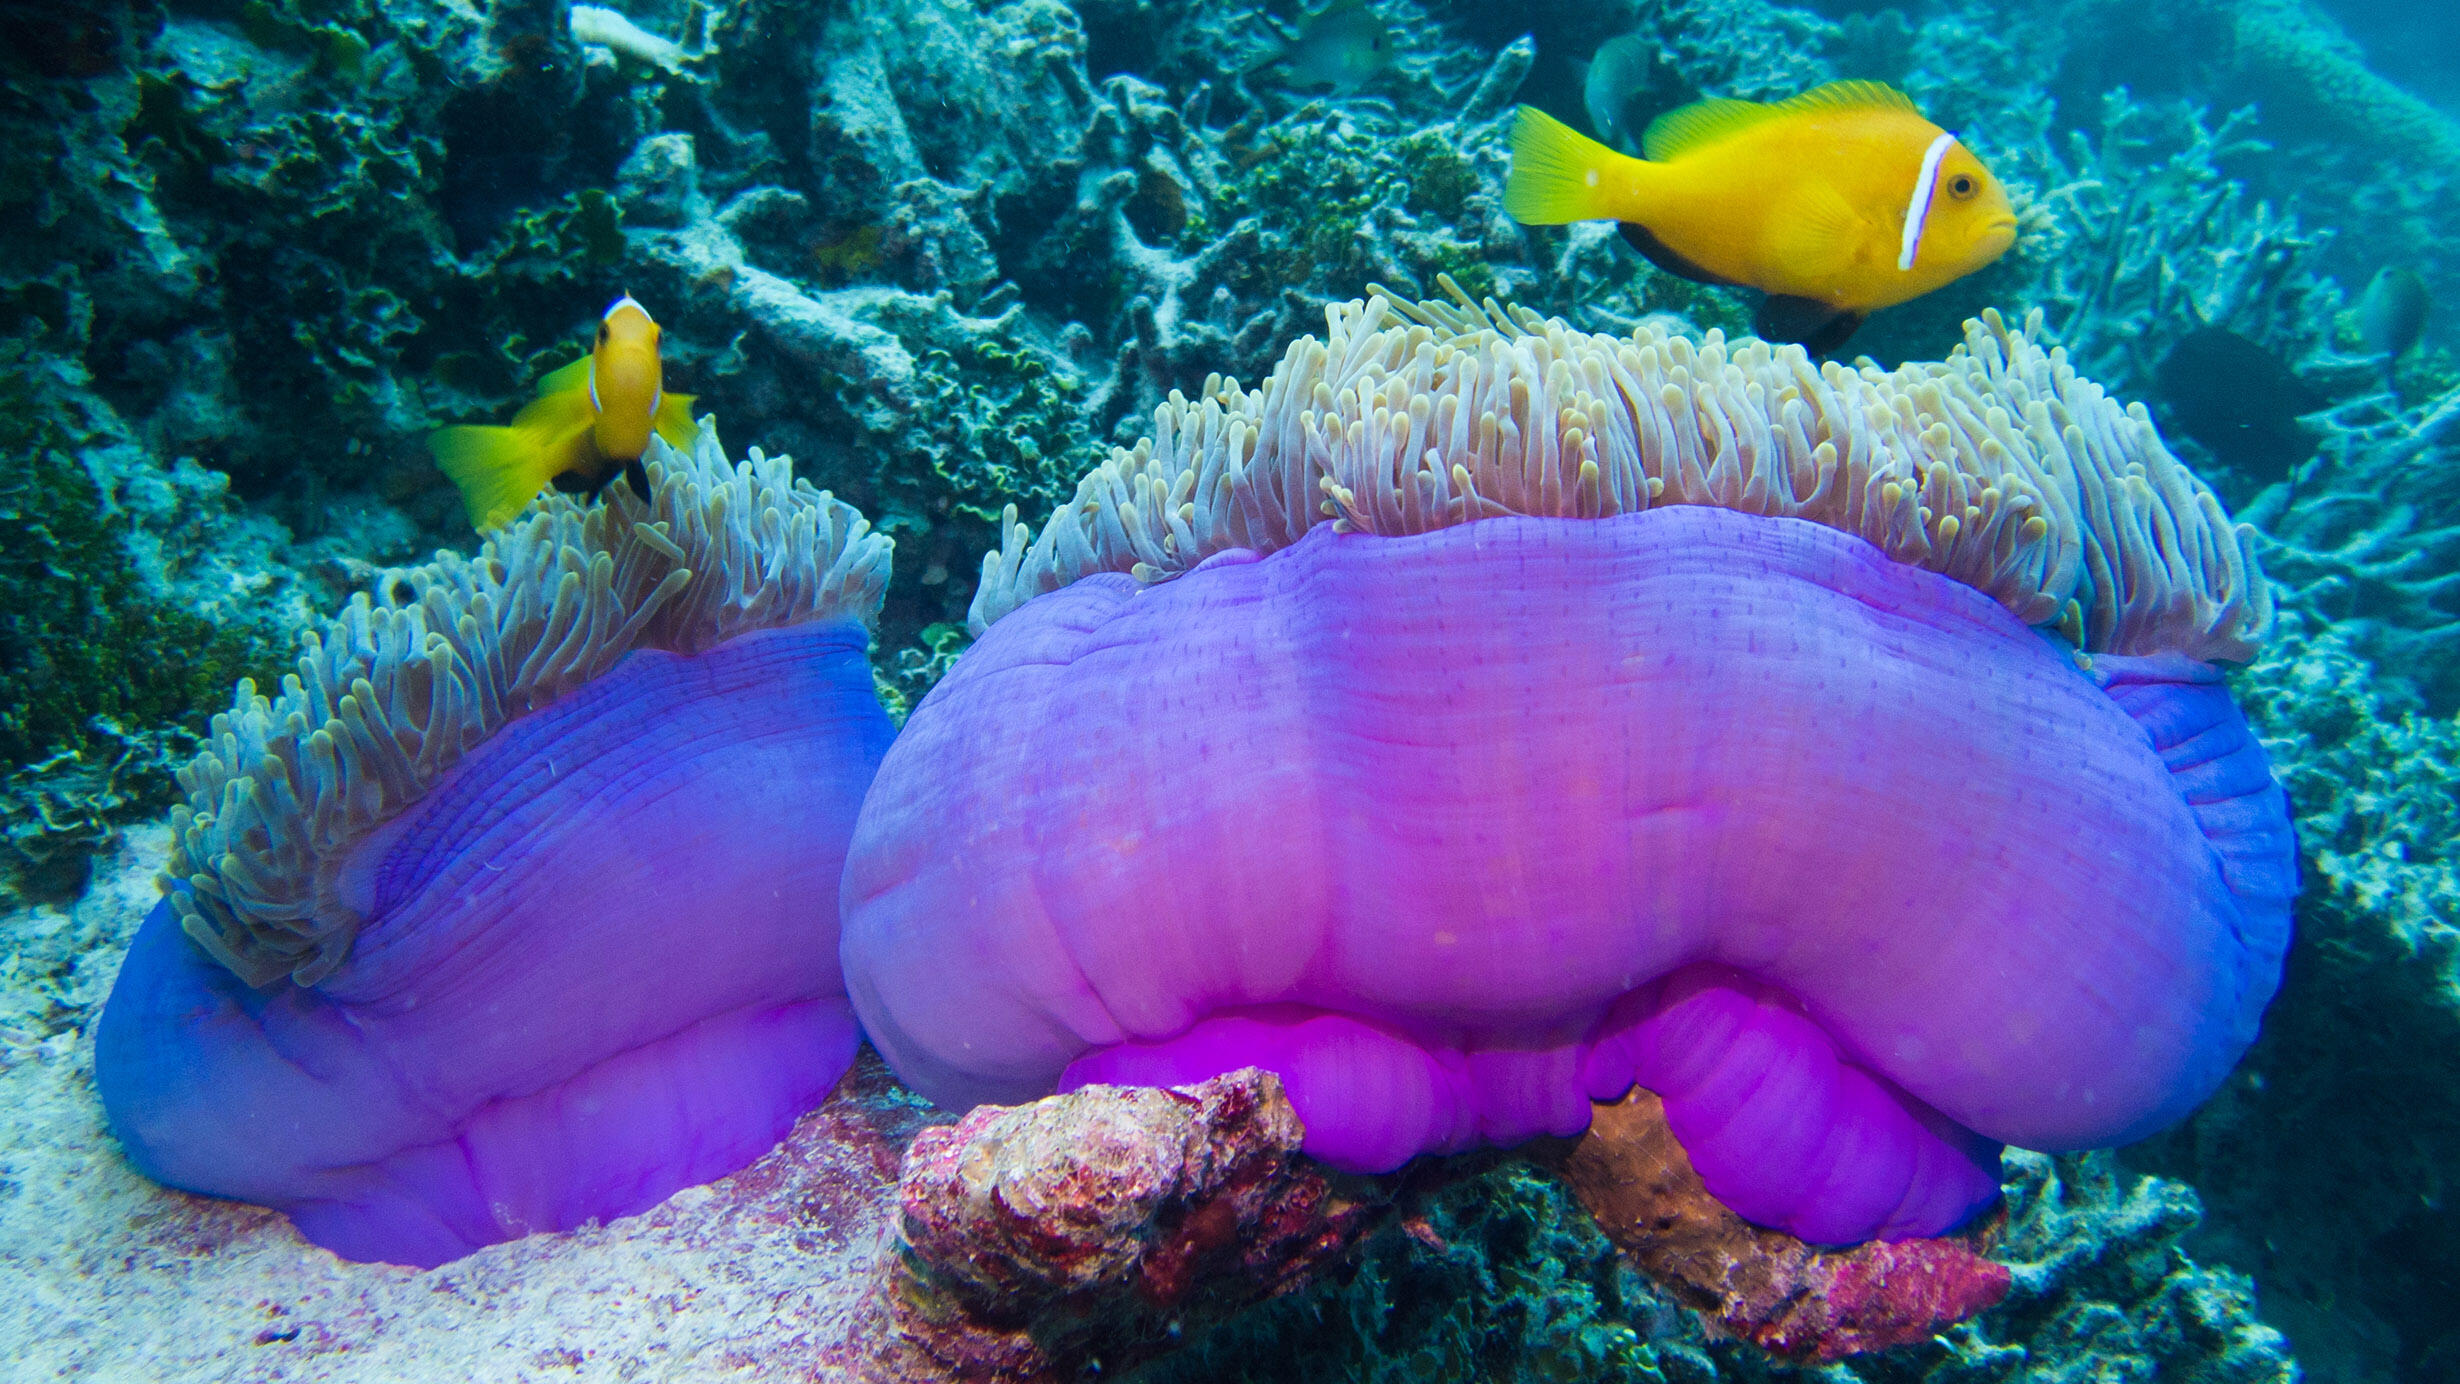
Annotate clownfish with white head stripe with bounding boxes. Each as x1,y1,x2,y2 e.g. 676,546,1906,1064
428,294,699,530
1505,81,2017,353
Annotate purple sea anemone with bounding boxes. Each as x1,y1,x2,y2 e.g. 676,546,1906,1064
841,293,2296,1244
96,432,894,1268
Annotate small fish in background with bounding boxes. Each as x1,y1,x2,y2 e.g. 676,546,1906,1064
428,294,699,531
2356,266,2430,371
1504,82,2017,354
1574,32,1657,151
2154,327,2327,484
1262,0,1393,94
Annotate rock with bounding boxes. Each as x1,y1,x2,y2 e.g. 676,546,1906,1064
865,1067,1391,1382
617,132,702,228
1555,1090,2012,1362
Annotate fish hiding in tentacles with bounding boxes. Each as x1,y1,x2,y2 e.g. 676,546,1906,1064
428,294,699,530
1504,81,2018,353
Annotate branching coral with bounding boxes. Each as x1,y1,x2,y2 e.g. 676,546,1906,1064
1995,95,2340,394
167,424,890,987
973,287,2271,663
2240,385,2460,710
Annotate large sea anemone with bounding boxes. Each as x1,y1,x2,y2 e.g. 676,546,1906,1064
841,290,2297,1244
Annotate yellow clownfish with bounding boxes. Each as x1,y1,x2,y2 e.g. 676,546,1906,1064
1505,81,2018,353
428,294,699,530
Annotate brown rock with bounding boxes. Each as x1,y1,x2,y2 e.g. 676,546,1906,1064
1555,1090,2012,1362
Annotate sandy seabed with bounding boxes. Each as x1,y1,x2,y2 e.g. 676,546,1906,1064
0,826,931,1384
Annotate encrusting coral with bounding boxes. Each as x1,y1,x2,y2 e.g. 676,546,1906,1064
166,426,890,987
971,284,2272,664
98,424,900,1266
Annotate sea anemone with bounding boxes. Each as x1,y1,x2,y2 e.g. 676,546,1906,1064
841,289,2297,1244
96,426,894,1268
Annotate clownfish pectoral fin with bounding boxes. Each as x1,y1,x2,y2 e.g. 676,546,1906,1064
1765,180,1870,284
1620,223,1739,286
1504,106,1634,225
534,355,594,397
651,392,699,450
1755,295,1865,355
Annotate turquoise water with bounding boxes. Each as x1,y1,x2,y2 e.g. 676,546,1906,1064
1,0,2453,1380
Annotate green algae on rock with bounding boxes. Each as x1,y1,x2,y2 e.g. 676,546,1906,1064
0,354,299,906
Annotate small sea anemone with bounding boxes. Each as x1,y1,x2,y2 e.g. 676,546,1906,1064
845,289,2295,1245
98,425,895,1267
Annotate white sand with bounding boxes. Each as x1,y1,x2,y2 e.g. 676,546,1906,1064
0,827,923,1383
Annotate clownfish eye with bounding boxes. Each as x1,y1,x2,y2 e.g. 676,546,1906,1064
1948,173,1978,200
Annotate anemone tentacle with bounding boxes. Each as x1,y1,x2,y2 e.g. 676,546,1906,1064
168,425,893,987
969,281,2269,663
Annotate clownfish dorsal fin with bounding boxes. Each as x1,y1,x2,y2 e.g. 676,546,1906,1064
535,355,594,398
1771,80,1921,119
1638,83,1918,162
1640,97,1775,161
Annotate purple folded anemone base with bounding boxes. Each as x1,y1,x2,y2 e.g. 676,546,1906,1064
844,295,2298,1246
97,429,896,1268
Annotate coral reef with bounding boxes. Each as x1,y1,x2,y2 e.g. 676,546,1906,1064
2242,387,2460,712
0,352,305,907
1135,1147,2292,1384
5,0,2454,1371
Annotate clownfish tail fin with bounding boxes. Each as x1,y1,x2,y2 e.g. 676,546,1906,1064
1504,106,1637,226
429,426,556,531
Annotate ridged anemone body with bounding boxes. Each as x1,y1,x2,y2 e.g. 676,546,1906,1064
840,293,2298,1244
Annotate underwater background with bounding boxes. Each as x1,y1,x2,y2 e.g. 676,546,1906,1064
1,0,2455,1379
